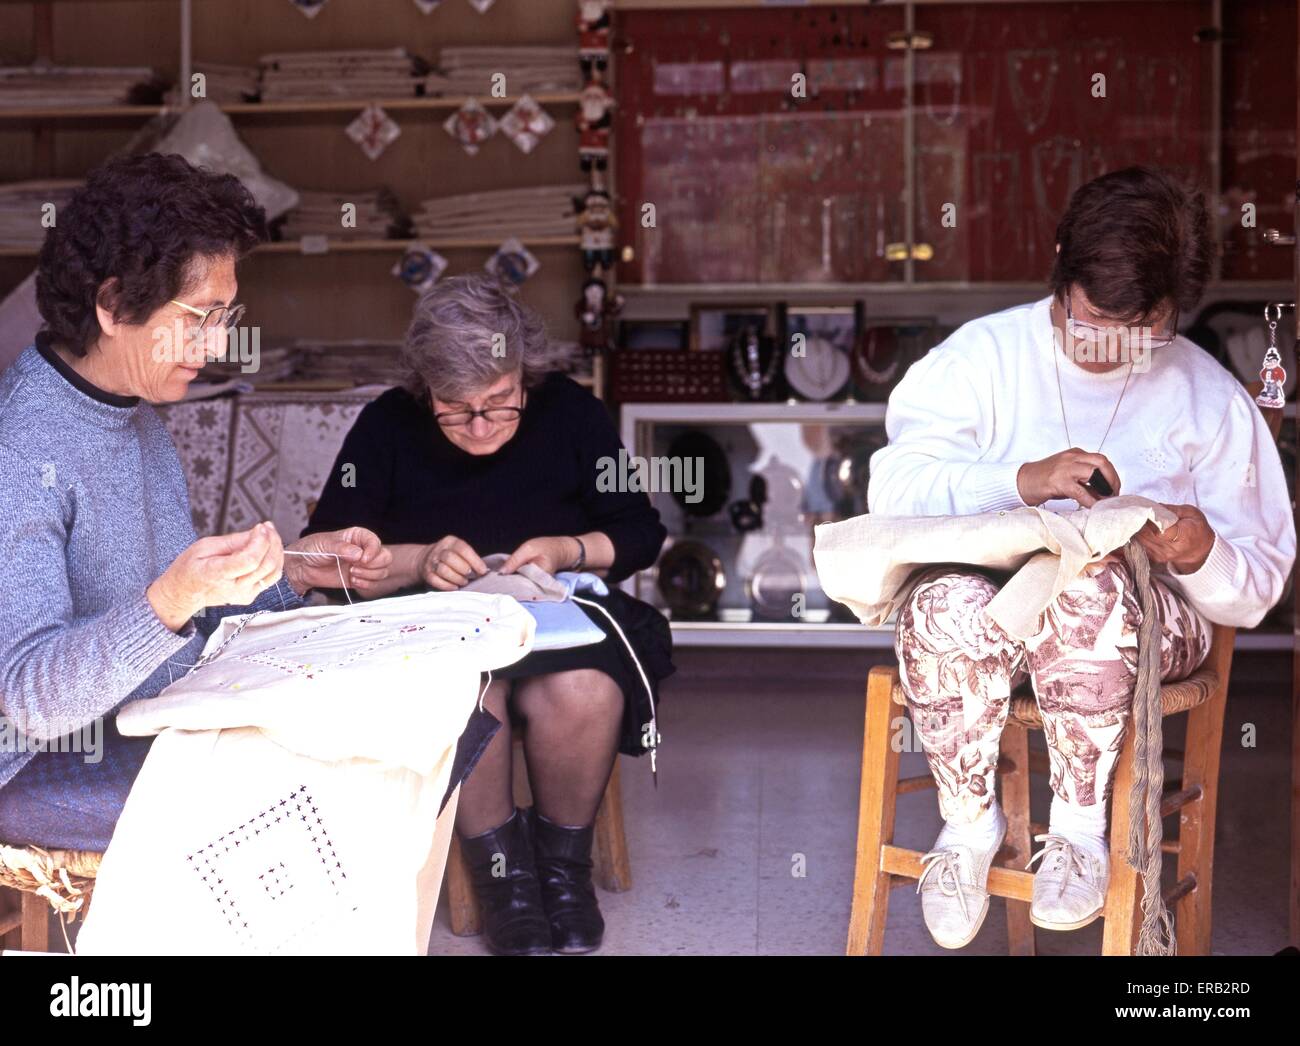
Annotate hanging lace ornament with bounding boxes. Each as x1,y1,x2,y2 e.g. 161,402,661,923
499,95,555,154
412,0,442,12
485,237,540,286
345,105,401,161
443,98,497,155
467,0,496,12
1256,304,1289,410
392,244,449,293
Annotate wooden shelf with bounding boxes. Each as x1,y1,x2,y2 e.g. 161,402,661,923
220,93,581,115
0,236,580,258
0,93,581,122
256,236,580,254
0,103,166,120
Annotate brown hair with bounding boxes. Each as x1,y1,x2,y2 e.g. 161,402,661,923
37,152,266,357
1049,166,1211,322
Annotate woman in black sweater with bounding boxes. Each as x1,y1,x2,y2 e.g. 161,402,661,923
305,275,672,956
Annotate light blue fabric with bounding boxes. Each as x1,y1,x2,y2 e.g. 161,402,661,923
553,571,609,598
521,600,606,650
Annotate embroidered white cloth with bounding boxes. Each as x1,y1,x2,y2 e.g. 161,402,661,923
813,495,1178,640
76,591,534,955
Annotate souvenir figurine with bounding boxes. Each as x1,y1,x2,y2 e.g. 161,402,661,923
575,277,624,356
577,0,612,79
1256,304,1290,411
575,188,617,272
577,69,613,174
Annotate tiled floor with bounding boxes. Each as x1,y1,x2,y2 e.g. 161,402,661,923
429,648,1296,956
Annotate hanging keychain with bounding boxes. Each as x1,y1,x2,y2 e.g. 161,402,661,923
1256,303,1289,410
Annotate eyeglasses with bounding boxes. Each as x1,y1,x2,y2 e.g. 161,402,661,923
1065,292,1178,349
433,398,524,428
170,299,246,331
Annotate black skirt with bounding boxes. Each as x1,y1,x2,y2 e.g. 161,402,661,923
438,589,675,812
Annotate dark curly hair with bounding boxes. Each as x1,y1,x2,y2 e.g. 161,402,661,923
1049,165,1212,322
36,152,268,356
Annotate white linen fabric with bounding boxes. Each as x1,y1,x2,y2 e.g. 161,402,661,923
813,495,1178,640
76,591,534,955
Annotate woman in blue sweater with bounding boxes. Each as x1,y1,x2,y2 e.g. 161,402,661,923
0,155,390,863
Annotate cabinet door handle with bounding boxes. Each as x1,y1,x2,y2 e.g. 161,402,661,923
886,31,934,51
885,242,934,262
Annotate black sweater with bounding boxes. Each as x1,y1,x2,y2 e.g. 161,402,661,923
303,373,666,585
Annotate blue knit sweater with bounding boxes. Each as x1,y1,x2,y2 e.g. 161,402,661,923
0,339,300,791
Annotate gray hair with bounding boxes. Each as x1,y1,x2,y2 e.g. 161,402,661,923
401,275,571,402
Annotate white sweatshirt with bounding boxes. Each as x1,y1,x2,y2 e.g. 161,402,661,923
868,296,1296,628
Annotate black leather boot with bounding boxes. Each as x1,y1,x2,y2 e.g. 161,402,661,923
531,809,605,954
458,808,552,956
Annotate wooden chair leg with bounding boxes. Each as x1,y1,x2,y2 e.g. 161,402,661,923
1102,739,1140,955
999,720,1036,956
592,757,632,893
445,834,482,937
846,666,903,956
0,887,21,951
20,892,50,953
1176,631,1232,956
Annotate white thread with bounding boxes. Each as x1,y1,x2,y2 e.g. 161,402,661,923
571,594,659,770
478,669,493,714
283,549,354,605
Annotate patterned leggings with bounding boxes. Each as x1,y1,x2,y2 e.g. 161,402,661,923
895,556,1211,825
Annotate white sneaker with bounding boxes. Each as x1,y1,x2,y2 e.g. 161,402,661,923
1027,833,1108,931
916,806,1007,949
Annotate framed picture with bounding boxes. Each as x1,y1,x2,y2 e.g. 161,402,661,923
689,304,772,352
619,319,690,351
780,303,861,402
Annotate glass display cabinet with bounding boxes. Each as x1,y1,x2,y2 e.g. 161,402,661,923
619,400,894,647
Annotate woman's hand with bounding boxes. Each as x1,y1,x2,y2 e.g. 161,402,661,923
420,535,489,591
148,521,284,632
285,527,392,596
1016,448,1122,508
500,536,580,576
1136,504,1216,574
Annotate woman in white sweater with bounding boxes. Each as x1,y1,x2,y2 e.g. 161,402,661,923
869,166,1295,948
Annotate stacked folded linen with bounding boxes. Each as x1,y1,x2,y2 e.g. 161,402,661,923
424,46,581,97
0,64,164,108
411,183,584,241
166,63,261,105
0,179,82,248
277,188,410,240
259,49,428,102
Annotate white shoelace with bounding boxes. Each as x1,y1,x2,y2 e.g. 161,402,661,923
917,848,971,922
1026,833,1096,897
